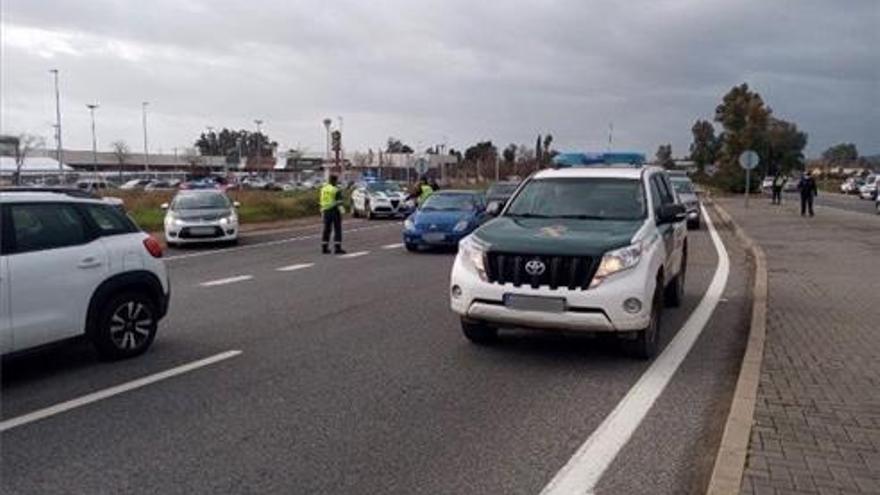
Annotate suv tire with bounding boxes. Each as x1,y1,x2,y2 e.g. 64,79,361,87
664,250,687,308
624,285,662,359
461,319,499,345
91,291,158,360
405,242,419,252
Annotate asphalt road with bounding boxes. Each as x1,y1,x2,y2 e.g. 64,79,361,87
1,210,751,495
781,191,878,215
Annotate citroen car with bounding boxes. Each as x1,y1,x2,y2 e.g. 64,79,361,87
162,190,239,246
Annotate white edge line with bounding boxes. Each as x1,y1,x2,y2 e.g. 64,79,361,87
540,208,730,495
0,350,242,433
339,251,370,259
382,243,404,249
199,275,253,287
276,263,315,272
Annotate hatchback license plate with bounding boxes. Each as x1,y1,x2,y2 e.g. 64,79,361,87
189,226,216,236
423,233,446,242
504,294,566,312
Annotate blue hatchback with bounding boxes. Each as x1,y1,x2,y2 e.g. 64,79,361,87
403,190,488,251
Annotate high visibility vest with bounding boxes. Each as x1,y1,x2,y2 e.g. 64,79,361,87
419,184,434,203
320,184,339,212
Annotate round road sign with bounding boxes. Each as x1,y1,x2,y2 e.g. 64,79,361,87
738,150,760,170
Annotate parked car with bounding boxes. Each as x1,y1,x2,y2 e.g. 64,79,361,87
119,178,152,190
859,175,878,200
449,165,688,359
840,177,864,195
162,190,240,246
782,177,799,193
670,176,701,229
485,181,521,209
144,180,176,191
761,176,775,193
0,190,169,359
351,181,410,219
77,179,111,191
403,190,489,251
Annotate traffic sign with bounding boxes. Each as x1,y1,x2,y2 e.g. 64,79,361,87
415,158,428,175
738,150,759,170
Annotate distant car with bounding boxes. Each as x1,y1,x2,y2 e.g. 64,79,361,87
162,190,240,246
77,179,111,191
144,180,175,191
485,181,520,208
782,177,799,193
402,190,488,251
876,190,880,214
859,175,878,200
761,176,774,193
840,177,864,195
351,181,410,219
670,176,701,229
119,179,151,190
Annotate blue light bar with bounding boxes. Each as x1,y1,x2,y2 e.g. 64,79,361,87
553,151,645,167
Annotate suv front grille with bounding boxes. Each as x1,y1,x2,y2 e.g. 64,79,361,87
485,252,598,290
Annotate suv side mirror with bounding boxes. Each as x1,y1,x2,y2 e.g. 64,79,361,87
657,203,686,224
160,202,169,210
486,201,502,217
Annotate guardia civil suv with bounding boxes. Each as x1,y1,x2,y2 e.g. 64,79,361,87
450,158,688,358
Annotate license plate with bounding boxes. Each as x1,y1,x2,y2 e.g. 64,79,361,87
422,233,446,242
189,226,216,236
504,294,566,312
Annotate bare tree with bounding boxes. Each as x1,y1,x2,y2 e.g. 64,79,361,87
14,134,46,185
111,140,131,181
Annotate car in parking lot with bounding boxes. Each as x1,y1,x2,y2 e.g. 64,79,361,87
351,181,410,219
162,190,240,246
859,175,878,200
0,190,169,359
403,190,488,251
450,163,688,359
840,177,864,195
669,175,701,229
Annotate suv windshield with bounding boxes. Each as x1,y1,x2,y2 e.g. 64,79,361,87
506,178,646,221
172,193,230,210
670,179,695,194
421,193,477,211
487,183,518,196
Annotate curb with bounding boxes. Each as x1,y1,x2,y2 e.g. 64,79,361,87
705,200,768,495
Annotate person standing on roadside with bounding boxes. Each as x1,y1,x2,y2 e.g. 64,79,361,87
798,171,818,217
407,176,434,206
319,175,347,254
771,173,784,205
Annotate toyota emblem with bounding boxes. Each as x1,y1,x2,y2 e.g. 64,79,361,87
524,259,546,276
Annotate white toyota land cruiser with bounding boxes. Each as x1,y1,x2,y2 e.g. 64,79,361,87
450,165,688,358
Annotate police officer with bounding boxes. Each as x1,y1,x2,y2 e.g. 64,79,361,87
408,176,434,205
320,175,346,254
798,171,818,217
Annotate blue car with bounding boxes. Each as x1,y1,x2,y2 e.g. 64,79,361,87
403,190,488,251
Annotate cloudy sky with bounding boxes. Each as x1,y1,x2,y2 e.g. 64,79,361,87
2,0,877,158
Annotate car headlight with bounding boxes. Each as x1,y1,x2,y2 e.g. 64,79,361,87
590,241,643,288
459,236,487,281
404,217,415,230
453,219,470,232
219,214,237,225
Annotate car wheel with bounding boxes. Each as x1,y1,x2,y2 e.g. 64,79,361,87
461,319,499,345
365,202,373,220
665,250,687,308
624,285,662,360
688,217,700,230
91,292,158,360
405,242,419,252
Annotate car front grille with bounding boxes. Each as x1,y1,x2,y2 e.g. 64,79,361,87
179,226,224,239
485,252,598,290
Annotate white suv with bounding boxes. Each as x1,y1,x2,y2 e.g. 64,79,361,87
449,166,688,358
1,190,170,359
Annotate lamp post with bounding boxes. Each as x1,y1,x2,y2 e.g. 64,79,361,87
86,103,99,185
142,101,150,177
322,118,332,180
254,119,263,167
49,69,63,176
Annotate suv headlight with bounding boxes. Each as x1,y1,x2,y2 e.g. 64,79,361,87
453,219,470,232
590,242,643,288
459,236,487,281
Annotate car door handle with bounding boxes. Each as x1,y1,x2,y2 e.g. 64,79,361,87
78,257,103,269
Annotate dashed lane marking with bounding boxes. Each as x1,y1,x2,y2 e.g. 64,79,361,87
338,251,369,259
381,243,404,249
199,275,254,287
276,263,315,272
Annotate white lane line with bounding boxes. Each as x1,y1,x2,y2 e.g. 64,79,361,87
381,243,404,249
339,250,369,259
199,275,253,287
0,350,242,433
276,263,315,272
164,223,396,262
540,209,730,495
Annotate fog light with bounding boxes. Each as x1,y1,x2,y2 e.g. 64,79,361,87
623,298,642,314
451,285,462,298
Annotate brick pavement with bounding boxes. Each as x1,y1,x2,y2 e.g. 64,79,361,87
716,197,880,495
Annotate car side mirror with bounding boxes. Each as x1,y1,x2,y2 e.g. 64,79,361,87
486,201,502,217
657,203,686,224
160,202,169,210
233,201,241,208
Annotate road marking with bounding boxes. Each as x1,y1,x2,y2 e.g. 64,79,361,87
276,263,315,272
540,209,730,495
0,350,242,432
382,243,404,249
164,223,395,261
339,250,369,259
199,275,253,287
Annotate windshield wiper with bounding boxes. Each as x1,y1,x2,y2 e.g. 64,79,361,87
556,214,606,220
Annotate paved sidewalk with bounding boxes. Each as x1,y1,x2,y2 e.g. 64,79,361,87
716,197,880,495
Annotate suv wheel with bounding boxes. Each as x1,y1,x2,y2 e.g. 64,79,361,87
461,319,498,345
365,202,373,220
665,250,687,308
625,286,662,359
92,292,158,360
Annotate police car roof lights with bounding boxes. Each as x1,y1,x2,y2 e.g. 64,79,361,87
552,151,645,168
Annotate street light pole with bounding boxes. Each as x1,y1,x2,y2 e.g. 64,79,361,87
87,104,99,186
322,118,332,181
142,101,150,177
49,69,64,176
254,119,263,167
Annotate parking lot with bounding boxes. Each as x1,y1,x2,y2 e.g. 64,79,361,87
1,207,752,495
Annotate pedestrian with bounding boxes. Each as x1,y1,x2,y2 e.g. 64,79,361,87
798,171,818,217
429,178,440,191
407,176,434,206
771,173,784,205
319,175,346,254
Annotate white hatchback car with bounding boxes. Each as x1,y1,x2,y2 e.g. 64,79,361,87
163,190,240,246
0,190,170,359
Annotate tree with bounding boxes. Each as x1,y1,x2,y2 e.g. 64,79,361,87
502,144,517,164
182,148,204,176
111,140,131,180
542,134,553,162
195,128,276,159
385,137,413,154
821,143,858,163
535,134,543,163
13,134,45,185
714,83,773,191
689,119,719,174
766,118,807,175
655,144,674,168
